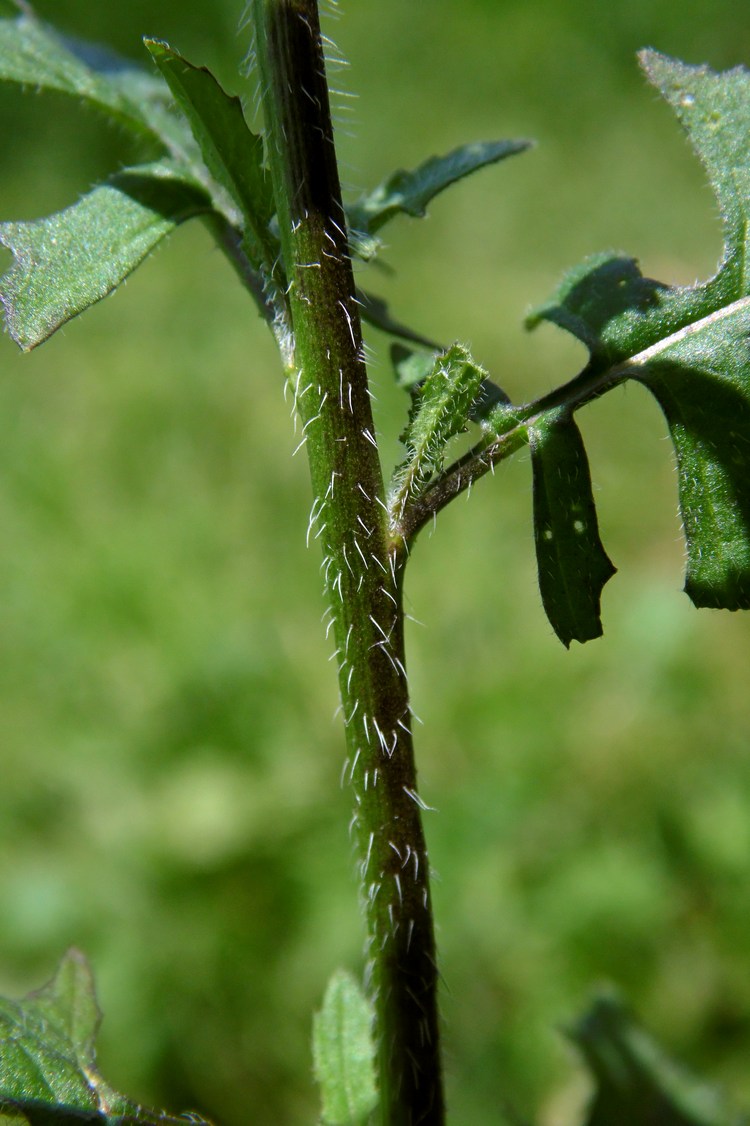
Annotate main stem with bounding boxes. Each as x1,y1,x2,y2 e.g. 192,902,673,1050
251,2,444,1122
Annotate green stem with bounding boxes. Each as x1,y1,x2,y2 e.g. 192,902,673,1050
250,2,445,1122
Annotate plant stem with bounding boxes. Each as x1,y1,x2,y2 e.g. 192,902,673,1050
250,2,444,1121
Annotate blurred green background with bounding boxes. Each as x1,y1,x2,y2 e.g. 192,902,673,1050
1,2,750,1124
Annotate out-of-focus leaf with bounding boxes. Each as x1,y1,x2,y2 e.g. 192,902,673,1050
530,413,616,646
144,41,276,266
348,139,531,254
390,343,486,519
572,994,738,1126
312,970,377,1126
0,162,210,350
356,290,441,350
528,52,750,613
0,950,212,1124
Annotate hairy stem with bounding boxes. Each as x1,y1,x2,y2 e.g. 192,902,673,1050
250,2,444,1121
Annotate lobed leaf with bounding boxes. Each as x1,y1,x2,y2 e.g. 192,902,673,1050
348,139,531,255
312,970,377,1126
530,413,616,646
572,994,737,1126
390,343,486,519
0,950,212,1125
0,162,210,350
144,41,276,268
528,52,750,614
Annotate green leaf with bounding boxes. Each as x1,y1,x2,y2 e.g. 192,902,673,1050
528,51,750,613
348,139,531,253
530,413,616,647
356,290,441,351
312,970,377,1126
144,40,276,268
0,950,212,1124
390,343,486,520
572,994,737,1126
0,4,164,141
0,162,210,350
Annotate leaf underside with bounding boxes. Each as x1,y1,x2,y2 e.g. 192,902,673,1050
528,50,750,618
0,950,212,1125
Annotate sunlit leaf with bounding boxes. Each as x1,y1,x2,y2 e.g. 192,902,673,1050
0,3,162,141
0,162,210,349
144,40,276,268
348,139,531,255
390,343,486,519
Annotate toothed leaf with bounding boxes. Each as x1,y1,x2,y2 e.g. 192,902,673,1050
144,41,276,267
312,970,377,1126
348,139,531,253
390,344,486,517
572,994,735,1126
0,162,210,350
0,950,212,1124
528,52,750,614
530,413,616,647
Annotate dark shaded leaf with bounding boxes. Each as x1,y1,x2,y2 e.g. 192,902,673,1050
572,994,737,1126
528,52,750,613
530,413,615,646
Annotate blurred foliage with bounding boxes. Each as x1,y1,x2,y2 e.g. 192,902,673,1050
0,2,749,1125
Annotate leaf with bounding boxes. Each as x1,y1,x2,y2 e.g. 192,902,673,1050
356,290,442,351
0,162,210,349
571,994,737,1126
348,139,531,254
528,51,750,613
530,413,616,647
144,41,276,267
0,949,212,1124
390,343,486,519
0,4,164,141
312,970,377,1126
